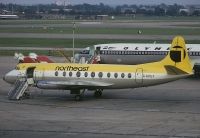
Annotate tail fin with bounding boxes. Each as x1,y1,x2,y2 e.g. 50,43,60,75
162,36,193,74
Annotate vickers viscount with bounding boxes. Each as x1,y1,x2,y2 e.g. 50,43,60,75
4,36,193,101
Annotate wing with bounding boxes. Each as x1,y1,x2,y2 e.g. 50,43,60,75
36,80,113,90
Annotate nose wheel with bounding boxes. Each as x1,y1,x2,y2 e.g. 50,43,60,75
94,89,103,98
74,95,82,101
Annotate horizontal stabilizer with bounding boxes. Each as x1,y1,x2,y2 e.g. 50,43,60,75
164,65,191,75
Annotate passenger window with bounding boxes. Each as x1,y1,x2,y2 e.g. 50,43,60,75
76,71,81,77
91,72,95,78
98,72,103,78
114,73,118,78
121,73,125,78
107,72,111,78
84,72,88,77
63,72,66,76
55,71,58,76
69,72,72,77
128,73,131,78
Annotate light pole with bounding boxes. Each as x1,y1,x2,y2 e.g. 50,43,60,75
72,21,76,63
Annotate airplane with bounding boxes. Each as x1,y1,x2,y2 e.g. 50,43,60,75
14,52,54,63
0,14,19,19
3,36,193,101
87,43,200,64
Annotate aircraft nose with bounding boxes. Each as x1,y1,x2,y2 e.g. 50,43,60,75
3,73,9,82
3,70,21,84
3,76,5,81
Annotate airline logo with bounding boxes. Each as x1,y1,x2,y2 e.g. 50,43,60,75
103,46,116,50
102,46,192,51
55,66,89,71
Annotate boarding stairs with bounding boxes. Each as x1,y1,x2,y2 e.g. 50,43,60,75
8,78,33,100
88,55,98,64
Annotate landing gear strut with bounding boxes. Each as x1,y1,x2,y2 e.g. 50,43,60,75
94,89,103,98
19,92,30,100
74,95,82,101
71,89,85,101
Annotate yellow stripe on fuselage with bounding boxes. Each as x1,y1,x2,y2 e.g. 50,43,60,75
17,62,166,74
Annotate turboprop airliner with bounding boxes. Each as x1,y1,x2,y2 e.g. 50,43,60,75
4,36,193,101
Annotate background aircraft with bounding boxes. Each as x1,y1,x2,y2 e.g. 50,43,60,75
14,52,54,63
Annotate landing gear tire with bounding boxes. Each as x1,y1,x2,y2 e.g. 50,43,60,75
75,95,82,101
94,89,103,98
23,92,30,99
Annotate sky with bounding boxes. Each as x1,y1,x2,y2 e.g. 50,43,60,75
1,0,200,5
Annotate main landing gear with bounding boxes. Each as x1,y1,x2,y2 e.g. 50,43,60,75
94,89,103,98
70,89,85,101
70,89,104,101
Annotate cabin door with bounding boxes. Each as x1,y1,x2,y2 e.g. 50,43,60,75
26,67,36,84
34,69,45,81
135,68,143,84
26,67,35,79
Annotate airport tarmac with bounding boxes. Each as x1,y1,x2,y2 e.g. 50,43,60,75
0,56,200,138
